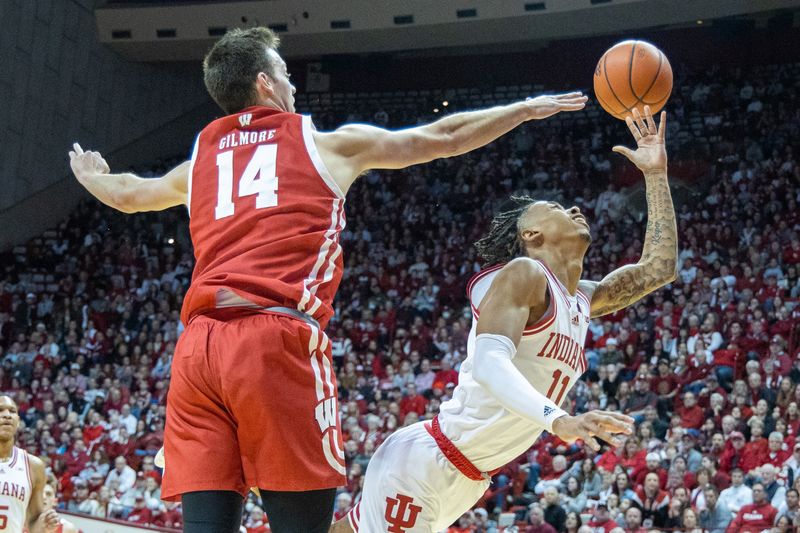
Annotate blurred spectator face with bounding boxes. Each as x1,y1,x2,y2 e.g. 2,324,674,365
768,432,784,452
731,470,744,486
645,473,660,494
529,505,545,525
761,464,777,484
114,456,126,472
752,483,766,504
544,487,559,505
684,392,696,407
625,507,642,530
786,489,799,510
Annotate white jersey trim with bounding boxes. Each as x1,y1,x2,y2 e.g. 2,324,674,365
186,133,201,217
301,115,345,199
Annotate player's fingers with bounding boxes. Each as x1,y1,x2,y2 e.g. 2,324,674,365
584,435,601,451
559,103,586,111
659,111,667,141
68,151,76,159
73,143,84,155
595,430,624,448
632,107,647,132
597,411,636,425
611,146,634,160
556,92,584,99
625,116,642,141
643,105,657,134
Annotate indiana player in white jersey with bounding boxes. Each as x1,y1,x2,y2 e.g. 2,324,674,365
0,396,60,533
331,107,677,532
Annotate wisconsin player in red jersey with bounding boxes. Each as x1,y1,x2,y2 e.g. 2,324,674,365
69,27,585,533
0,396,60,533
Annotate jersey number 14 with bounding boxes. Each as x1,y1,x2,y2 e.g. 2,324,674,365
215,144,279,219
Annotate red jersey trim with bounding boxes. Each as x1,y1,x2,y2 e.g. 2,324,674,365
22,450,32,494
347,502,361,532
536,260,571,302
466,263,505,300
425,416,500,481
301,115,345,199
186,133,200,217
8,447,17,469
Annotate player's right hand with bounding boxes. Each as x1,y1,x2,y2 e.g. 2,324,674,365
34,508,61,533
524,92,588,120
551,411,634,451
69,142,111,180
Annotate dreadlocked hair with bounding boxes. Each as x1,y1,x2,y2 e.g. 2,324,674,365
474,195,536,267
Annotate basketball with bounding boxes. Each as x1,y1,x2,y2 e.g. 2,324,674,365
593,40,673,120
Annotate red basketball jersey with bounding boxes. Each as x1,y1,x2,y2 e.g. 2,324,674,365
182,106,346,328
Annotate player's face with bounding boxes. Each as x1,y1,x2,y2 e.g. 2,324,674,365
0,398,19,439
43,485,56,509
266,49,296,113
522,201,591,245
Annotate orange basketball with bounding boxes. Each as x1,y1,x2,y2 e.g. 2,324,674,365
593,40,673,120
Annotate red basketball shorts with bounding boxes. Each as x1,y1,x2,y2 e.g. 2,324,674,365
161,310,346,501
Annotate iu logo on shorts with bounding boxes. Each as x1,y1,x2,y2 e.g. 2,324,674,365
385,493,422,533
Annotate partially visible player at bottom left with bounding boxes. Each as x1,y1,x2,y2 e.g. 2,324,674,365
0,395,60,533
41,478,78,533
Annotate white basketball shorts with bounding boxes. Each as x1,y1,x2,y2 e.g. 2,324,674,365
347,420,491,532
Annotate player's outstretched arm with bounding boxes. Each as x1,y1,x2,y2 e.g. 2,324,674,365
26,455,60,533
313,92,587,193
472,259,633,449
579,106,678,318
69,143,189,213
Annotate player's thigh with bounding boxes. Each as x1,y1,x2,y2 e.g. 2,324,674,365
162,318,246,500
258,487,336,533
350,423,488,533
216,314,345,490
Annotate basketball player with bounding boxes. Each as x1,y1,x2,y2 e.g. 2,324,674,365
332,106,677,532
42,478,79,533
0,396,61,533
68,27,586,533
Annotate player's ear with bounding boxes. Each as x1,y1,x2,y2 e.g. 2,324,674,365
520,228,543,248
255,72,274,96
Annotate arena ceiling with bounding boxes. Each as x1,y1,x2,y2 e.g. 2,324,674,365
96,0,800,61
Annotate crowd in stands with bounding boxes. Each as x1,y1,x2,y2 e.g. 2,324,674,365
0,56,798,532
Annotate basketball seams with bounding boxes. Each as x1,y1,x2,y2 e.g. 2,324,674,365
628,41,639,100
639,49,664,104
602,51,634,115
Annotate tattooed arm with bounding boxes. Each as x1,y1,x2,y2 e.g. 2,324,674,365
579,107,678,318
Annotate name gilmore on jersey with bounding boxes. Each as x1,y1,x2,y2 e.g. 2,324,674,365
536,331,586,374
218,129,278,150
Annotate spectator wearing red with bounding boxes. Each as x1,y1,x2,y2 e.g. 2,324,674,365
433,358,458,389
127,495,153,525
586,503,616,533
726,482,777,533
632,472,670,526
676,391,704,429
719,431,747,473
633,452,668,489
741,421,769,475
399,383,427,420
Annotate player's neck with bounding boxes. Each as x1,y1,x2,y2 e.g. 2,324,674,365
0,440,14,460
526,248,584,295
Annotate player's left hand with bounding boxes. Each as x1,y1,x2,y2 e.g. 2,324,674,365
612,105,668,173
69,143,111,180
551,410,635,451
34,509,60,533
525,92,588,120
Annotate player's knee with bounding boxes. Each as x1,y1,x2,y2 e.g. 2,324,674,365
328,519,354,533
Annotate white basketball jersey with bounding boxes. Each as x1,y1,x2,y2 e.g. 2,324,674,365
0,447,32,532
438,260,591,472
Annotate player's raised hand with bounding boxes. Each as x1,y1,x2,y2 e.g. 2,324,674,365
69,143,111,181
551,410,634,451
612,105,668,173
33,508,61,533
525,92,588,120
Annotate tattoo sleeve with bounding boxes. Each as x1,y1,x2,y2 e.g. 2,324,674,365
584,170,678,317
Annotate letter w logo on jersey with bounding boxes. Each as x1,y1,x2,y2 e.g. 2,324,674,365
315,397,337,432
385,494,422,533
238,113,252,127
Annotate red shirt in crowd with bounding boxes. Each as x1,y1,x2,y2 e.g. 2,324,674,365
726,501,778,533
